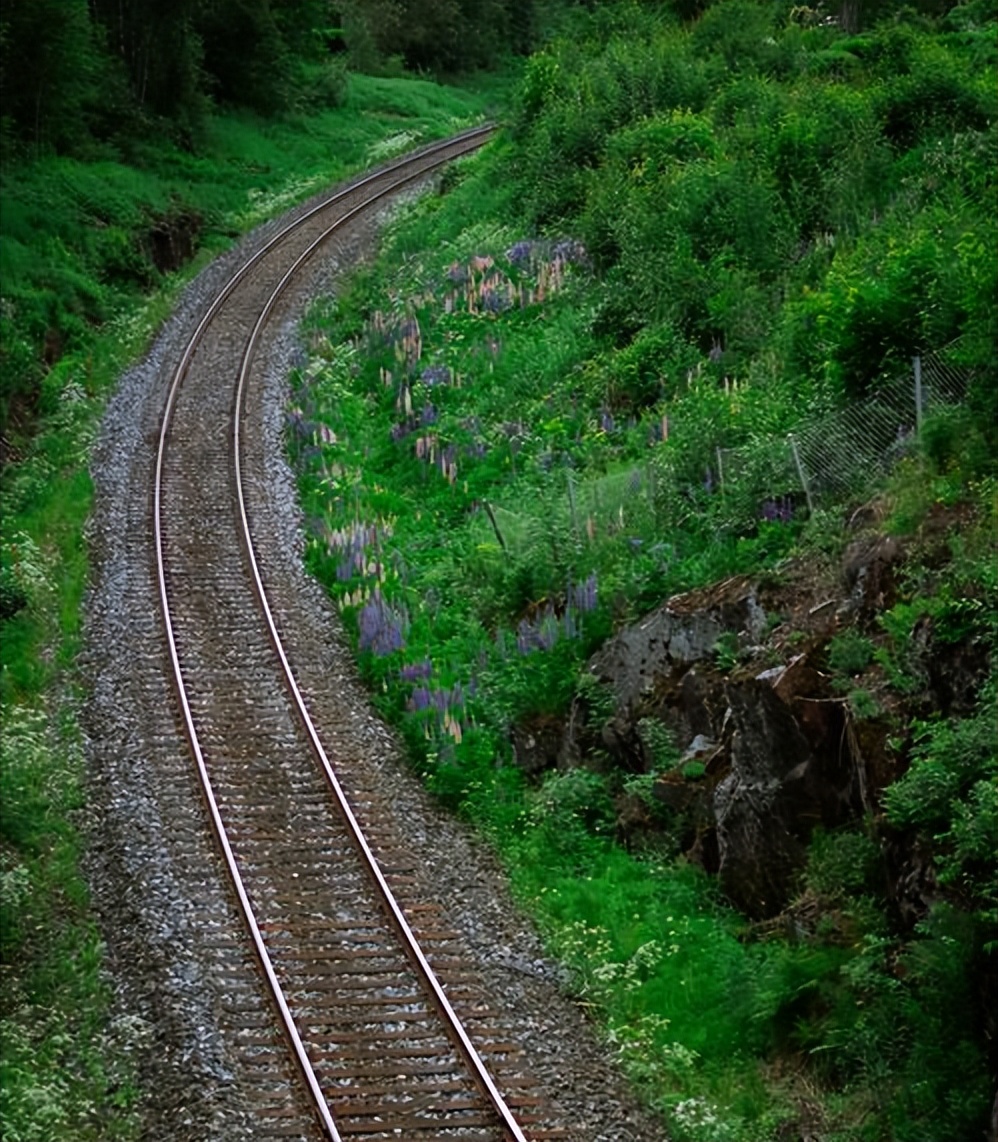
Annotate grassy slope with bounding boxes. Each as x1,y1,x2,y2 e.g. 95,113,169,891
0,73,499,439
0,73,492,1141
287,9,997,1140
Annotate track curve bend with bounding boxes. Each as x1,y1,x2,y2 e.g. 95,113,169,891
151,131,568,1139
86,130,667,1142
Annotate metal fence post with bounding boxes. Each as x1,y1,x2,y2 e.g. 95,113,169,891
914,355,923,436
483,501,506,551
646,460,656,525
788,433,814,515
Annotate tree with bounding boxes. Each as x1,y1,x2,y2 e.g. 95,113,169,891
90,0,206,129
0,0,106,150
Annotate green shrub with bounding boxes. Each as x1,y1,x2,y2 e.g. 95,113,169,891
690,0,779,73
885,678,997,919
826,629,875,676
608,109,719,173
806,825,883,900
920,404,993,479
877,39,996,147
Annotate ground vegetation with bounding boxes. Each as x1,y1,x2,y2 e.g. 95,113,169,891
287,2,997,1138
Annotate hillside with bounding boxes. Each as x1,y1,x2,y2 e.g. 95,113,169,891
287,2,997,1138
1,0,995,1138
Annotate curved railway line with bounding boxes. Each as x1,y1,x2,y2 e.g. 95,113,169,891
149,129,563,1141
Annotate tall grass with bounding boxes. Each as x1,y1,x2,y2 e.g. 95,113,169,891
288,10,996,1135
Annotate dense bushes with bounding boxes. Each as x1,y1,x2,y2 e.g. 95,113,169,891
510,3,996,408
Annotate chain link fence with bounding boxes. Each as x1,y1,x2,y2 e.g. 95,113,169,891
784,344,973,509
711,341,975,520
474,341,977,552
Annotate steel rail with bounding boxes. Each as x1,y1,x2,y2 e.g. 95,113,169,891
233,147,529,1142
152,128,527,1141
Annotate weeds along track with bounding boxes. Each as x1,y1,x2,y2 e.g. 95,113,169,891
151,129,559,1141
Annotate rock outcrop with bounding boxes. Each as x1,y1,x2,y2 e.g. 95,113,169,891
507,510,988,926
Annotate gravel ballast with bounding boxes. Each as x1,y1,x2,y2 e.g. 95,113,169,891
83,157,667,1141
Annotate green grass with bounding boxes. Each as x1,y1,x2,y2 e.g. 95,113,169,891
286,21,997,1131
1,71,496,440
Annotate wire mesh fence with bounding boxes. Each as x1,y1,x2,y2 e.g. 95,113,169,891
785,344,973,508
473,340,977,553
703,341,977,524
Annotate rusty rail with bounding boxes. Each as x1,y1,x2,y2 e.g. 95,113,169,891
153,128,538,1140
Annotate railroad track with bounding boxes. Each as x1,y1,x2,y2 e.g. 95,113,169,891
151,129,564,1141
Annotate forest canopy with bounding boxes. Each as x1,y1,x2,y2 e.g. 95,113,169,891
0,0,539,152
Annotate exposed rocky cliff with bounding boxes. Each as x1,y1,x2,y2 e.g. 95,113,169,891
513,502,990,927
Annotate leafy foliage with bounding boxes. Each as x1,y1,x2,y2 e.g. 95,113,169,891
886,677,998,921
290,3,997,1138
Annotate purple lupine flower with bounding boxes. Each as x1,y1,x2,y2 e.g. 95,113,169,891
358,592,406,656
285,407,308,437
400,658,433,683
537,609,559,651
446,262,468,284
562,609,578,640
761,497,794,523
648,415,671,444
420,364,450,387
506,240,536,267
420,404,438,426
515,606,562,655
390,421,412,443
410,686,432,711
482,287,510,314
599,408,616,434
571,572,598,614
552,238,588,266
